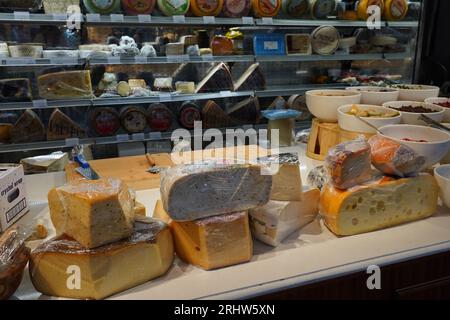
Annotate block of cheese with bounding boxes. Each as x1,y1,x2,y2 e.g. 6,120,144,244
42,50,80,59
134,201,146,216
249,187,320,246
47,109,87,141
29,219,174,300
325,139,373,190
202,100,236,129
320,174,439,236
38,71,93,100
10,109,45,144
153,200,252,270
161,162,272,221
234,63,266,92
0,78,32,102
48,178,135,249
195,63,234,93
258,153,302,201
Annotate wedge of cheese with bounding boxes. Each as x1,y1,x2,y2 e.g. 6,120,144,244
153,200,252,270
38,71,93,100
321,174,439,236
29,219,174,300
249,188,320,247
258,153,302,201
160,162,272,221
48,178,135,249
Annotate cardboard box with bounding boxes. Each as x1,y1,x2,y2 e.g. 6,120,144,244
0,165,29,232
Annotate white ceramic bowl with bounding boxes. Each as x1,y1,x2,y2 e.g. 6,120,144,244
346,86,399,105
382,101,445,125
378,124,450,169
441,123,450,164
434,165,450,209
391,84,440,102
338,104,402,133
425,97,450,122
306,90,361,123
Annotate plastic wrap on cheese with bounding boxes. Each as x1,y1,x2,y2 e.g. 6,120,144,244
38,70,94,100
47,178,135,249
320,174,439,236
160,161,273,221
368,135,426,178
29,219,174,300
325,138,373,190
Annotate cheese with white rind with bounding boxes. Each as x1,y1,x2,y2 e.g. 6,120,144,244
48,178,135,249
29,219,174,300
38,71,93,100
153,200,252,270
320,174,439,236
160,162,272,221
249,187,320,246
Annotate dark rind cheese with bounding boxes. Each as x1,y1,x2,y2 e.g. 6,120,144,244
10,109,45,143
47,109,87,141
122,0,156,15
147,104,174,132
234,63,266,92
178,101,202,130
195,63,234,93
120,106,147,134
202,100,236,129
172,63,202,84
222,0,251,17
0,123,12,143
82,0,121,14
0,78,32,103
227,97,260,125
91,107,120,137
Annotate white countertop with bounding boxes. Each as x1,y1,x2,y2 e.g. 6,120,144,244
12,144,450,300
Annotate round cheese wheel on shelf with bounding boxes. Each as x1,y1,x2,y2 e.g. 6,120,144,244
83,0,122,14
122,0,156,14
222,0,251,18
178,101,202,129
120,106,147,133
147,103,174,132
91,107,120,136
157,0,190,16
190,0,223,16
384,0,408,21
252,0,281,18
282,0,309,18
356,0,384,20
310,0,336,19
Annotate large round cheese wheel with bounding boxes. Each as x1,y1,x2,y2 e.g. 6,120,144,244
120,106,147,133
91,107,120,136
122,0,156,14
157,0,190,16
147,104,174,132
310,0,336,19
178,101,202,129
384,0,408,21
222,0,251,17
282,0,309,18
252,0,281,18
356,0,384,20
83,0,122,14
190,0,223,16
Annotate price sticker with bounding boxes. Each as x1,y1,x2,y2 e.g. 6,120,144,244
203,16,215,24
116,134,130,142
14,11,30,20
242,16,254,25
32,99,48,109
86,13,101,22
65,138,80,147
172,15,186,23
149,132,162,140
132,133,145,141
138,14,152,23
261,17,274,25
110,14,124,22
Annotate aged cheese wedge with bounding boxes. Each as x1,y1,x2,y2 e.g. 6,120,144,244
321,174,439,236
0,123,12,143
153,200,252,270
227,96,261,125
202,100,236,129
48,178,135,249
233,63,266,92
0,78,32,102
195,63,234,93
29,219,174,300
161,162,272,221
38,71,93,100
258,153,302,201
249,187,320,246
10,109,45,144
47,109,86,141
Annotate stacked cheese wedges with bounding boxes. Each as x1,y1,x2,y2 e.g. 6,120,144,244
249,153,320,247
157,161,273,270
29,178,174,300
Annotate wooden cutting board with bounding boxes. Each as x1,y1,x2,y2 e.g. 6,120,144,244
65,145,268,190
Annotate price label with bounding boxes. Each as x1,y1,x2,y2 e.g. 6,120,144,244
32,99,48,109
86,13,101,22
110,14,124,22
201,54,214,61
107,56,121,64
261,17,274,25
219,90,232,97
242,16,254,25
51,57,79,65
65,138,80,147
134,56,148,64
14,11,30,20
138,14,152,23
116,134,130,142
166,55,187,63
203,16,215,24
52,13,68,21
172,15,186,23
159,93,172,102
5,58,35,65
149,132,162,140
132,133,145,141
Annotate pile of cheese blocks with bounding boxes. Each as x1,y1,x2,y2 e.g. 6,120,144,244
29,178,175,300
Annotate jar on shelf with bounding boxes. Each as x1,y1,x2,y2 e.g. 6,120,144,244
225,28,244,55
211,35,234,55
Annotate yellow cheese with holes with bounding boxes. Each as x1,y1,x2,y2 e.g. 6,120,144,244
48,178,135,249
29,220,174,300
153,200,253,270
321,174,439,236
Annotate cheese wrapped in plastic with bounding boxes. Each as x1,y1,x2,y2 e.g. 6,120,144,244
38,70,93,100
48,178,135,249
325,138,373,190
320,174,439,236
160,161,272,221
29,219,174,300
368,135,426,178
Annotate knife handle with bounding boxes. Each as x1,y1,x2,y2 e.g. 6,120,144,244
74,154,90,169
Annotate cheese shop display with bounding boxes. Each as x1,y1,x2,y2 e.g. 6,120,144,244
82,0,121,14
178,101,202,129
29,219,174,300
190,0,224,16
157,0,190,16
38,71,93,100
147,103,174,132
8,44,43,58
252,0,282,17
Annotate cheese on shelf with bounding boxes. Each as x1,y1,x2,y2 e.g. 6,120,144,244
38,71,93,100
10,109,45,144
195,63,234,93
160,162,272,221
258,153,302,201
134,201,147,216
0,123,12,143
252,0,282,17
202,100,236,129
222,0,251,17
47,109,87,141
153,200,252,270
122,0,157,15
384,0,408,21
190,0,223,16
82,0,121,14
120,106,147,134
227,96,261,125
48,178,135,249
357,0,384,20
282,0,309,17
157,0,190,16
249,187,320,246
233,63,266,92
43,50,80,59
0,78,32,103
29,219,174,300
320,174,439,236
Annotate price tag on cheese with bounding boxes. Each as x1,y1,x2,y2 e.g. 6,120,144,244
86,13,101,22
201,54,214,61
149,132,162,140
134,56,148,64
159,93,172,102
132,133,146,141
138,14,152,23
242,16,254,25
14,11,30,20
264,41,279,50
65,138,80,147
110,14,124,22
261,17,274,25
116,134,130,142
107,56,121,64
219,90,232,97
203,16,215,24
52,13,68,21
166,55,186,63
172,15,186,23
5,58,35,65
32,99,48,109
